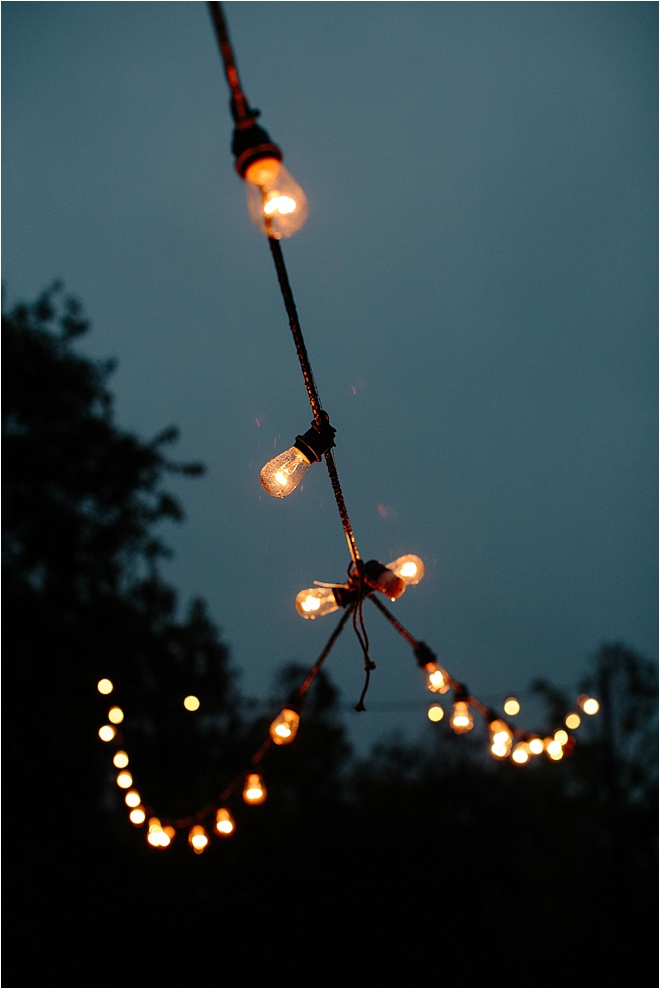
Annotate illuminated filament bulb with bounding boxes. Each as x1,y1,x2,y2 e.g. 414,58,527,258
215,808,235,837
244,159,308,239
129,806,146,827
188,825,209,855
450,699,473,734
147,818,171,848
295,584,356,619
577,694,600,715
386,555,425,586
488,718,513,758
511,741,530,765
423,661,450,695
269,707,300,745
124,789,141,808
261,419,335,498
243,773,267,805
97,678,113,695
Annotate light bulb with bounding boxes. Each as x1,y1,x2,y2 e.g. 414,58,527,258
261,445,311,498
269,707,300,745
450,699,473,734
295,584,355,619
385,555,425,586
245,161,308,239
215,808,236,837
260,419,336,498
423,661,450,694
243,772,267,805
188,825,209,855
511,741,530,765
488,718,513,758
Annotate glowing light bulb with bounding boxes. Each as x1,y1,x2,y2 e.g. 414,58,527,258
188,825,209,855
147,818,171,848
261,445,312,497
116,771,133,789
125,789,141,808
215,808,236,837
269,707,300,745
108,706,124,725
97,678,113,695
427,703,444,723
577,694,600,715
503,696,520,716
424,661,450,695
488,718,513,758
528,735,544,755
511,741,530,765
129,806,146,826
450,699,473,734
565,712,581,730
243,773,267,805
260,419,335,498
183,695,200,712
98,725,116,742
113,750,129,769
386,555,425,586
245,162,308,238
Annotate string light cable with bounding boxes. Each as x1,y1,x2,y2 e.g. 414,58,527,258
93,3,601,850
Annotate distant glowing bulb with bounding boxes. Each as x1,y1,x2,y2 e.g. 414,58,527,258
578,694,600,715
108,706,124,725
554,729,569,746
125,789,141,808
97,679,113,695
183,695,200,712
116,771,133,789
98,725,116,742
269,707,300,745
427,703,444,723
215,808,236,837
511,741,530,765
545,737,564,760
147,818,171,848
565,712,581,730
188,825,209,855
503,696,520,716
423,661,450,695
528,735,544,755
243,773,267,805
488,719,513,758
129,806,146,826
450,700,473,734
113,750,129,769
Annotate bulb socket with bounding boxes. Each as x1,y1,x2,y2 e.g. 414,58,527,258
293,418,336,464
363,560,406,599
232,120,283,179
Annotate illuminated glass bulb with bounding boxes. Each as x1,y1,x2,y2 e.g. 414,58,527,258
386,555,425,586
147,818,171,848
427,703,444,723
215,808,235,837
528,735,544,755
129,806,146,826
261,419,335,498
188,825,209,855
243,773,267,805
577,694,600,715
565,712,581,730
97,678,113,695
183,695,200,712
113,750,129,769
98,724,116,742
423,661,450,695
269,707,300,745
488,718,513,758
125,789,141,808
108,706,124,725
545,737,564,761
116,771,133,789
511,741,530,765
244,160,308,239
261,445,312,497
450,700,473,734
503,696,520,716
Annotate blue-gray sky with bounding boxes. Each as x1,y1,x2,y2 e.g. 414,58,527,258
2,1,657,756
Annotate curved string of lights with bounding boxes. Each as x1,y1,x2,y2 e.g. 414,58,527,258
95,2,601,853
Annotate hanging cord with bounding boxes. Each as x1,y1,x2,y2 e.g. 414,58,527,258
207,1,251,122
268,237,361,566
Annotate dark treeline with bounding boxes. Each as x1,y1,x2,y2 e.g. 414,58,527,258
3,287,657,986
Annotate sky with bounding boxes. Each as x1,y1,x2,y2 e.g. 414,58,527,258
2,1,657,758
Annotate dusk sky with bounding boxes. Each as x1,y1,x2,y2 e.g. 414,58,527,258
3,1,657,757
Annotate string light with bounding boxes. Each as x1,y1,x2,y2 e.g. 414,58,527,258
89,4,602,852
